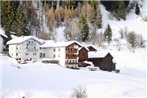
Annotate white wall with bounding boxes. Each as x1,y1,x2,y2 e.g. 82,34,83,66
9,44,17,58
9,38,41,61
55,47,66,67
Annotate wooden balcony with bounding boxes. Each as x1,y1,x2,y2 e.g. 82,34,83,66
66,54,78,59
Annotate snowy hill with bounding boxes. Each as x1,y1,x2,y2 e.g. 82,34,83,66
51,3,147,51
100,4,147,40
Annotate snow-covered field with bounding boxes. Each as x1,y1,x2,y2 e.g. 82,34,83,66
1,48,146,98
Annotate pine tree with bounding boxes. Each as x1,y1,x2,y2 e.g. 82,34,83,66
117,1,126,20
96,1,102,28
22,1,39,36
135,3,140,15
79,14,89,42
104,24,112,43
11,5,26,36
1,1,18,41
101,1,128,20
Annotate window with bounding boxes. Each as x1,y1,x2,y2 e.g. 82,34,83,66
43,53,45,57
34,47,36,49
53,54,55,58
16,53,18,56
25,53,29,55
58,48,60,51
54,48,56,52
33,53,36,55
16,47,18,50
40,53,42,57
75,60,77,63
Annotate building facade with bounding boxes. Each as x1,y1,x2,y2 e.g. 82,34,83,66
7,36,43,61
40,41,82,67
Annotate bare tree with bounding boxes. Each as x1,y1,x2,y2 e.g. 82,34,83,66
70,86,87,98
38,32,49,40
127,31,137,48
65,19,81,41
136,34,144,47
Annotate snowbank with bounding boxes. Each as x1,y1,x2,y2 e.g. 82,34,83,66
1,52,146,97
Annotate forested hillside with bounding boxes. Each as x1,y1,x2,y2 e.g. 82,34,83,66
0,0,146,48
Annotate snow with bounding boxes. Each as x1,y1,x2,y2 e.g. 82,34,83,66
55,26,66,42
0,28,7,38
88,51,108,58
1,2,147,98
39,40,55,47
1,47,146,97
40,40,83,48
6,36,44,45
100,4,147,41
140,0,147,18
0,28,7,52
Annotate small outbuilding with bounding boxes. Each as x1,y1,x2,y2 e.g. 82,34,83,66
78,47,89,62
88,51,115,71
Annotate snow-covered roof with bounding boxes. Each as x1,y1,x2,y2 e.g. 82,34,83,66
39,40,55,47
0,28,7,38
7,36,44,45
88,51,109,58
40,40,83,48
85,45,97,51
78,46,89,51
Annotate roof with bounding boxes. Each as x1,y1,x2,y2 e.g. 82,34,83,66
84,45,97,51
0,28,7,38
39,40,55,47
78,46,89,51
87,45,97,51
7,36,44,45
88,51,111,58
40,40,83,48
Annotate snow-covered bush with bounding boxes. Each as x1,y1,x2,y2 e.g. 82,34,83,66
70,86,87,98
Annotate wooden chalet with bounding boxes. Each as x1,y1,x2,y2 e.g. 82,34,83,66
88,52,115,71
78,47,88,62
